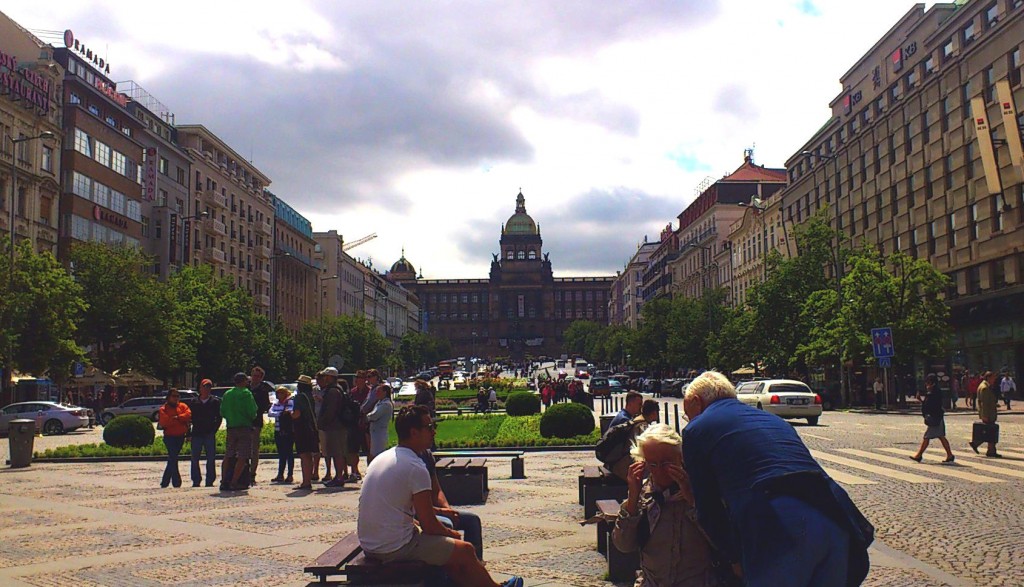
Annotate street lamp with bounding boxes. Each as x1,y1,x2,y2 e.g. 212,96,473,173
5,131,56,403
801,149,846,406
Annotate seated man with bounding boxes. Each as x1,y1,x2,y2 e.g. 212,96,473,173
357,406,521,587
612,423,722,587
419,447,484,561
604,399,661,481
609,391,643,428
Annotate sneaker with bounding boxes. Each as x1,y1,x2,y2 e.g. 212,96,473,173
349,473,362,482
311,474,320,482
324,478,346,488
501,577,524,587
321,475,332,483
285,476,294,483
986,452,1003,458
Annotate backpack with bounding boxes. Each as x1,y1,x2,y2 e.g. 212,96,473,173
336,389,361,427
595,421,636,465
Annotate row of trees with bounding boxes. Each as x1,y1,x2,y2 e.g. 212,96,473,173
0,240,452,388
564,212,952,399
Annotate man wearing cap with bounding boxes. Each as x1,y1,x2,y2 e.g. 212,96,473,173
249,366,274,484
190,379,222,487
220,372,258,491
317,367,349,487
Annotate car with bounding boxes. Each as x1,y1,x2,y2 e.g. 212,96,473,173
595,370,613,378
386,377,402,389
1,401,91,435
99,396,167,425
588,377,611,396
608,379,624,394
735,379,823,425
397,381,418,397
575,368,590,379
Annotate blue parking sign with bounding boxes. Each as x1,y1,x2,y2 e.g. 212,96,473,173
870,328,895,358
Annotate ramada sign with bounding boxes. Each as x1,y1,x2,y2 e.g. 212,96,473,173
92,204,128,229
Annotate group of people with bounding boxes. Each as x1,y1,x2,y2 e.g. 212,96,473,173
951,369,1016,410
538,378,588,407
156,366,407,492
913,369,1011,462
607,371,874,587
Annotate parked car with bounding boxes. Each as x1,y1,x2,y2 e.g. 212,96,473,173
1,401,90,435
575,367,590,379
607,378,624,395
735,379,823,425
589,376,611,396
99,396,167,425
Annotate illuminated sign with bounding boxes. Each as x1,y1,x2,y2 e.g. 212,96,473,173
95,79,128,108
144,147,158,201
63,29,111,75
92,204,128,229
169,213,178,264
0,50,52,115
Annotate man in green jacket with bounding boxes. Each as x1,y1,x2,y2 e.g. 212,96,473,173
972,371,1001,458
221,372,258,490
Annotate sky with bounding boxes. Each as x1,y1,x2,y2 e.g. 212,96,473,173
7,0,932,278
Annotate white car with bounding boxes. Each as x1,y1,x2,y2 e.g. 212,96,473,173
0,401,91,435
735,379,822,426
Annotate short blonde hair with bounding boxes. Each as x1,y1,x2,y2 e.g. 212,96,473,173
630,423,682,461
684,370,736,405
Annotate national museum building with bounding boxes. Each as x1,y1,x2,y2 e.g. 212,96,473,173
389,191,614,359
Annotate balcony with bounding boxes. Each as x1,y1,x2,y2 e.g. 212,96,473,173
257,219,272,235
204,248,227,265
204,190,228,210
257,269,271,282
257,294,271,308
203,217,227,237
256,244,271,258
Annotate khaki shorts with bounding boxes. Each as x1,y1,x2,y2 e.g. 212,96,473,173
225,427,254,458
365,529,457,566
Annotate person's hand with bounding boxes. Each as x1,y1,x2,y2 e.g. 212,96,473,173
437,508,459,524
446,526,461,540
665,464,694,504
626,460,646,500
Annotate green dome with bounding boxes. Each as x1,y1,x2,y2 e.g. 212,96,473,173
390,249,416,274
503,191,539,235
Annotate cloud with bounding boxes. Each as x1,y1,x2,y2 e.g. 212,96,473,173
713,83,760,123
796,0,822,17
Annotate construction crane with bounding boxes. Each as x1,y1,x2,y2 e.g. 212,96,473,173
343,233,377,251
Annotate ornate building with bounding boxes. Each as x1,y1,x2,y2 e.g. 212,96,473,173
390,191,614,359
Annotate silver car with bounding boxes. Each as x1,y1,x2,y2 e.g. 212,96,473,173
99,396,167,425
0,401,91,435
735,379,823,425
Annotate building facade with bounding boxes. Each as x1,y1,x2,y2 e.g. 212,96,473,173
725,190,790,306
271,191,317,334
780,1,1024,377
609,240,659,327
640,224,679,302
390,191,613,359
177,124,273,316
314,230,371,320
0,13,62,255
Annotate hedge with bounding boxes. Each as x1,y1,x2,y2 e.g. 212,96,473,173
539,403,595,439
505,392,541,416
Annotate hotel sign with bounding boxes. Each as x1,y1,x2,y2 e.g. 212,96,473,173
144,147,158,201
0,50,52,116
63,29,111,75
92,204,128,230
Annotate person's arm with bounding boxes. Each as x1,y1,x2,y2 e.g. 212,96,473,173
366,400,387,422
158,405,174,429
243,393,258,424
181,403,192,424
683,428,734,562
412,491,459,538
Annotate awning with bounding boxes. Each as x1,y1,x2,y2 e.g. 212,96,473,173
113,369,163,387
70,367,117,386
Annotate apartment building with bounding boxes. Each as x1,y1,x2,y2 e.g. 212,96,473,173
270,191,317,334
725,191,792,306
314,230,368,319
780,1,1024,376
0,13,62,254
609,240,658,327
177,124,273,316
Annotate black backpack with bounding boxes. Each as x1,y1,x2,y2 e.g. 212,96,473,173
336,390,361,427
595,421,636,465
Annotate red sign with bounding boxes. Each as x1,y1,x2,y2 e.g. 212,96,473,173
92,205,128,229
144,147,158,201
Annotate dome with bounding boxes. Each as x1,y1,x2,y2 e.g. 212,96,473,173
390,249,416,274
502,191,539,235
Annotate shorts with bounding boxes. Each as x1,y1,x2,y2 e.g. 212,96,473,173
321,429,349,458
295,429,319,454
364,529,457,566
225,427,254,458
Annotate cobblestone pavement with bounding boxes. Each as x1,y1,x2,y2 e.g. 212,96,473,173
1,408,1021,586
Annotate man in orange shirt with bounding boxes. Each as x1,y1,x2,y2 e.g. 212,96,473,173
158,389,192,488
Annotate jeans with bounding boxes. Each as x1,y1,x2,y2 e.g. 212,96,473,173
190,431,217,486
438,510,483,560
162,435,185,487
275,431,294,478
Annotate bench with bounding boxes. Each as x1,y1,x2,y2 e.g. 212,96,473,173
433,450,525,479
435,457,488,505
595,499,641,582
304,533,444,586
579,465,628,518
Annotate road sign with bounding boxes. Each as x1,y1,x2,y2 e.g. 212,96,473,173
878,357,892,368
328,354,345,370
73,362,85,377
870,327,895,358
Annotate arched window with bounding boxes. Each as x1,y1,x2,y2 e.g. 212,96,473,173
507,250,514,259
528,250,537,260
517,251,525,260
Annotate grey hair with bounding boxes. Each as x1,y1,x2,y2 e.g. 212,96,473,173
684,370,736,405
630,423,682,462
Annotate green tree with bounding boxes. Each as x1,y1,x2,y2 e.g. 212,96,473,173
297,314,391,374
399,331,453,372
707,306,755,374
634,298,672,372
562,320,604,358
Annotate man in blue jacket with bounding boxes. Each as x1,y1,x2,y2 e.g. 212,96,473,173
682,371,874,586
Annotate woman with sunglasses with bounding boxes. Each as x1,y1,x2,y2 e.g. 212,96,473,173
158,388,192,488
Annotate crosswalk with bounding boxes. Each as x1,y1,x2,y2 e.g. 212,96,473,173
803,445,1024,487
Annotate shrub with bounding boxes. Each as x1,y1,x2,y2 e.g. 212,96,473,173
539,403,595,438
505,391,540,416
102,415,156,448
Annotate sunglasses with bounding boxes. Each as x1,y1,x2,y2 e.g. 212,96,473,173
418,422,438,431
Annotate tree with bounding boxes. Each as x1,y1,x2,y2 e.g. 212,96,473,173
562,320,604,358
634,298,672,372
707,306,754,374
398,331,453,372
297,314,391,375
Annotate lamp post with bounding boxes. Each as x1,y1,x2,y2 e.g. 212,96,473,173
801,150,847,406
318,274,338,364
5,131,56,403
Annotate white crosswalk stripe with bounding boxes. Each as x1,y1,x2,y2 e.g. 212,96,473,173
809,449,939,484
838,449,1004,483
820,467,876,485
877,448,1024,480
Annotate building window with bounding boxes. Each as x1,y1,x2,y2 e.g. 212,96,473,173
922,111,930,143
141,215,150,237
992,193,1006,232
890,83,902,102
94,141,111,167
967,265,981,294
924,55,935,74
969,202,979,239
943,39,955,61
963,21,976,45
159,157,169,175
528,250,537,260
984,66,996,102
962,79,973,119
506,251,513,260
941,96,951,132
516,250,525,260
73,128,92,157
948,214,957,249
966,143,975,179
986,3,999,28
1010,48,1022,87
928,220,937,255
992,260,1007,289
41,146,53,172
892,186,899,215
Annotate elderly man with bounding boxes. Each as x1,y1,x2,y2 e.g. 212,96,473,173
612,423,720,587
971,371,1001,457
682,371,874,587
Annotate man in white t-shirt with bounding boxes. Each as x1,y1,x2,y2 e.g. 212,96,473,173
357,405,522,587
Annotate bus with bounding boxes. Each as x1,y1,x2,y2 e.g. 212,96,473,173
438,360,455,380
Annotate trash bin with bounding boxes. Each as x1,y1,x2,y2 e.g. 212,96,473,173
599,413,615,436
8,419,36,468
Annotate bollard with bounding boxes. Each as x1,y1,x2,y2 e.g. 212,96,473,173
35,411,43,437
663,402,669,425
674,404,681,433
511,456,526,479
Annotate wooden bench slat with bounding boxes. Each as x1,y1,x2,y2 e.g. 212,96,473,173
467,458,487,467
303,533,361,573
450,458,471,468
435,457,456,468
596,499,621,517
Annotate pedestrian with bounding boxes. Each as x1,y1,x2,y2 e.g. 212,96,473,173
949,375,960,411
353,370,372,475
248,366,274,485
311,377,330,482
269,386,295,483
158,388,192,488
290,375,320,491
873,377,884,410
910,374,954,463
317,367,349,488
476,387,488,413
970,371,1001,458
682,371,874,587
414,379,436,416
967,371,982,410
1000,372,1016,410
487,386,497,410
190,379,222,487
366,383,394,461
220,372,258,491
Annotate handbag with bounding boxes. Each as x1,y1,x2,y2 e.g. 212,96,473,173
923,413,941,427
